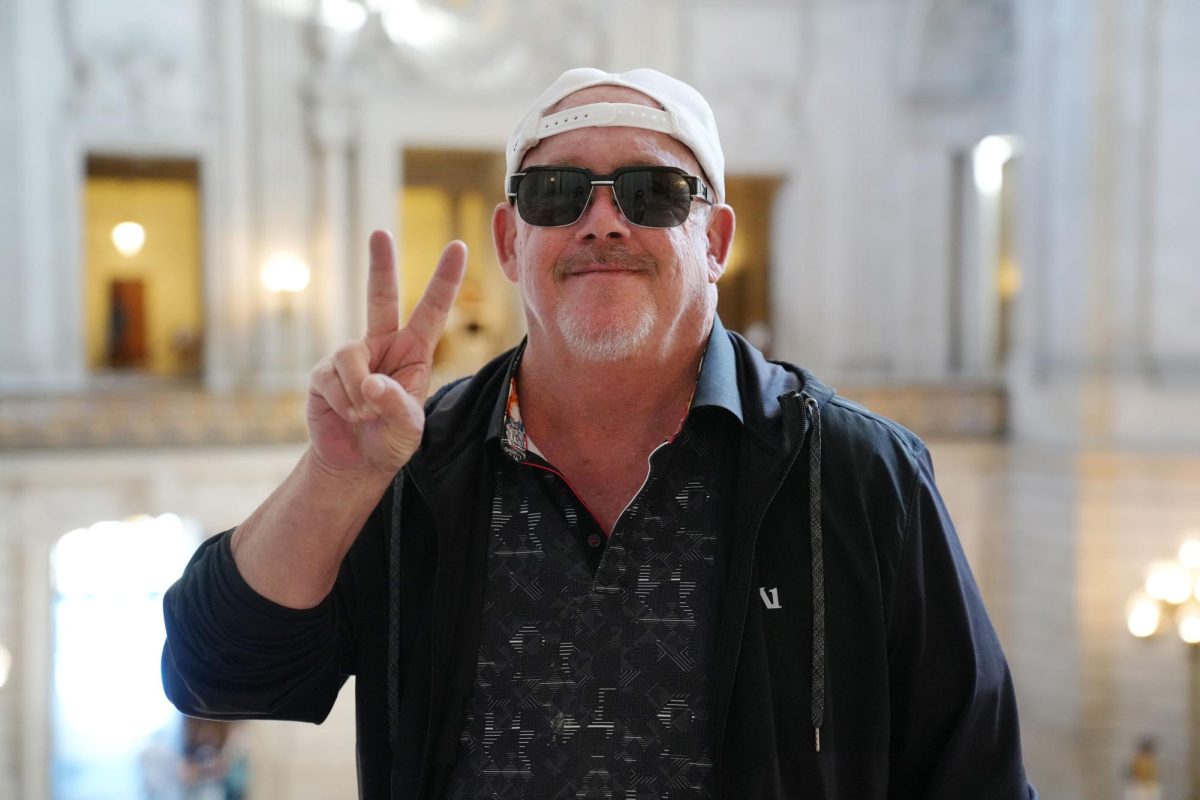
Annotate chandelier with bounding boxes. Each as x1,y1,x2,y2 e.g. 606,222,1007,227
319,0,469,50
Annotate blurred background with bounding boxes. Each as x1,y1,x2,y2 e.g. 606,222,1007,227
1,0,1198,798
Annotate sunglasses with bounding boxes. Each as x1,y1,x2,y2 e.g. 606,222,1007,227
507,166,712,228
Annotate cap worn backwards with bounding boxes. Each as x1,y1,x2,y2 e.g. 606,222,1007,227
505,67,726,204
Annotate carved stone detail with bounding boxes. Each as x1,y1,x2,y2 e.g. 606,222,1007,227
62,0,217,129
900,0,1016,105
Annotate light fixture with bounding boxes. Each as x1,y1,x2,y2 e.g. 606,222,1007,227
1128,531,1200,644
1128,535,1200,800
1146,559,1192,605
321,0,368,32
0,643,10,689
1126,593,1162,638
260,253,311,294
319,0,459,50
1180,536,1200,570
1179,603,1200,645
111,221,146,257
973,135,1015,195
380,0,456,49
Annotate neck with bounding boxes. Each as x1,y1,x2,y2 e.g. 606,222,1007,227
516,312,713,455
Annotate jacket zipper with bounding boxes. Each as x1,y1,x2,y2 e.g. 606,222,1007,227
717,391,812,791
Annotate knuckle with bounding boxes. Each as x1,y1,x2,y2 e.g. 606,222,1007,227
310,359,332,383
332,341,359,363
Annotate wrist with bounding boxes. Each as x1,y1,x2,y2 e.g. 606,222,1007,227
303,447,397,496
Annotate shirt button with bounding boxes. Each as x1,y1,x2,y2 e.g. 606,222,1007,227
586,533,602,548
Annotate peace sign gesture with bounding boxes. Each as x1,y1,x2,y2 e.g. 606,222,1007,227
307,231,468,477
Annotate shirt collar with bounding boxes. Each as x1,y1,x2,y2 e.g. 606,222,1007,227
692,316,744,423
486,317,744,457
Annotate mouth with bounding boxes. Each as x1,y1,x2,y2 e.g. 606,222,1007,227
568,265,644,277
558,247,656,279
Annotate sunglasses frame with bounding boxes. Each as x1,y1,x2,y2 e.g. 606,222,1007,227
507,165,713,228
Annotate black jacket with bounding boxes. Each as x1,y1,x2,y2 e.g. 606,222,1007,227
163,327,1036,799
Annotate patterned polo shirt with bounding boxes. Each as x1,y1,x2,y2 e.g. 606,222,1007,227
444,329,743,799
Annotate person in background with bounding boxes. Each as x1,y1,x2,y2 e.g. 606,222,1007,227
180,718,248,800
163,67,1037,798
1124,736,1162,800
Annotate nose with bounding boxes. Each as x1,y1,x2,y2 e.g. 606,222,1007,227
575,185,631,241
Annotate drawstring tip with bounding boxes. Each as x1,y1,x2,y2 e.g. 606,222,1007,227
814,727,821,752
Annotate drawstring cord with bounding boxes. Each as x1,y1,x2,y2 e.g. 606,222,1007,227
806,395,825,752
388,470,406,752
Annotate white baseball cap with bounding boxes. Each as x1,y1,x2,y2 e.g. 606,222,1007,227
505,67,726,204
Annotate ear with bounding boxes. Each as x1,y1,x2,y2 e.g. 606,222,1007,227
703,204,736,284
492,201,519,283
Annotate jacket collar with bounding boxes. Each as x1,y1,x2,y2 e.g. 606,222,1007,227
724,328,835,457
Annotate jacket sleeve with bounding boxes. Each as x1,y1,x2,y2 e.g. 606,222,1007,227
885,445,1037,800
161,529,355,724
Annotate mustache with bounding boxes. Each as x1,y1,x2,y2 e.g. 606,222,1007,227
557,245,657,274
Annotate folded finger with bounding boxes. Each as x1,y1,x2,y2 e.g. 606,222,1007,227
310,359,357,423
332,341,373,422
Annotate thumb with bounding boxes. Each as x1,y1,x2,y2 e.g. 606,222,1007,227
360,374,427,470
361,374,421,421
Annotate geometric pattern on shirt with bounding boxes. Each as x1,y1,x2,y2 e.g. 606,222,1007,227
444,424,725,799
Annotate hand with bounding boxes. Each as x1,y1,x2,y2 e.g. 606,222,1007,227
307,231,467,477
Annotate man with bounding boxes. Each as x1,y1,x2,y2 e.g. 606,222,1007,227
163,67,1037,799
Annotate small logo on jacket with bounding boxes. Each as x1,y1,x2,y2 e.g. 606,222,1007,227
759,587,781,609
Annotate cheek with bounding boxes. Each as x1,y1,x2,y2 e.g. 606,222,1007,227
513,231,563,292
666,227,713,286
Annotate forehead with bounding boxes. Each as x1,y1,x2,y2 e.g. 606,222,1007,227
520,85,703,175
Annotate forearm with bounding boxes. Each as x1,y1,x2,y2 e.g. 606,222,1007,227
162,531,349,722
231,447,395,608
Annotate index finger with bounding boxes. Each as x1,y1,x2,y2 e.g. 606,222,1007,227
366,230,401,337
405,240,468,349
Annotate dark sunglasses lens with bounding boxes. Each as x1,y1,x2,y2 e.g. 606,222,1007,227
614,170,692,227
516,171,591,226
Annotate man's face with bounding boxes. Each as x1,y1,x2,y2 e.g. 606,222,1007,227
495,87,729,363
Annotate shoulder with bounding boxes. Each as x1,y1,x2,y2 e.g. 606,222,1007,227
423,346,514,416
419,345,519,454
821,394,932,478
728,328,930,482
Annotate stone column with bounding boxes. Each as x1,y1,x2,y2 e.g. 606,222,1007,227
309,90,357,355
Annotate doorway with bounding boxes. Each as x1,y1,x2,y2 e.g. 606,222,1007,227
84,157,204,378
